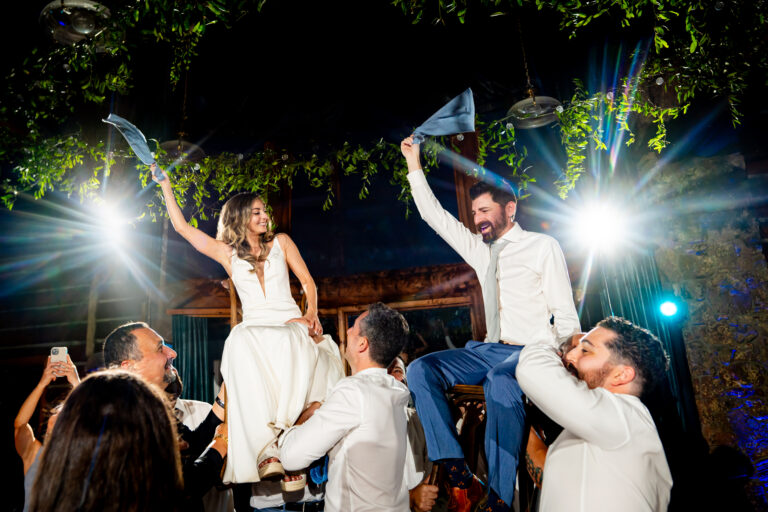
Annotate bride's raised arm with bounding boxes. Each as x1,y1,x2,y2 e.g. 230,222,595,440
153,164,232,272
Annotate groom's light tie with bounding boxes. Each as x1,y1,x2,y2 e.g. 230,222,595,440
483,239,510,343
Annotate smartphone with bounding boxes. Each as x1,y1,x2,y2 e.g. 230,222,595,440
50,346,68,364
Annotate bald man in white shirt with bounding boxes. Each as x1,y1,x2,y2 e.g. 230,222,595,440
400,136,580,512
279,303,411,512
516,316,673,512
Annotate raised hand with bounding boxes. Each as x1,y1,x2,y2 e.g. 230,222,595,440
150,163,170,185
400,136,422,171
39,357,57,387
62,354,80,387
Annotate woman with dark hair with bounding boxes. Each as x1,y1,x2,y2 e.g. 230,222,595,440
15,355,78,512
153,166,338,488
29,370,182,512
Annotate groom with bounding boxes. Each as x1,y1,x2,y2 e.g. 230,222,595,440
400,136,581,511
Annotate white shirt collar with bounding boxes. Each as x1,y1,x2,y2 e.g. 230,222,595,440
498,222,525,243
355,367,388,377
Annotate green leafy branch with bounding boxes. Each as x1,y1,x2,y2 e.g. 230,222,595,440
0,0,253,167
391,0,766,130
1,136,109,210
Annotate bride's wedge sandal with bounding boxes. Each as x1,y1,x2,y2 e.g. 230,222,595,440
257,456,285,479
280,470,307,492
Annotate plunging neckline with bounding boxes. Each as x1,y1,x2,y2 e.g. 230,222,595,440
250,237,278,299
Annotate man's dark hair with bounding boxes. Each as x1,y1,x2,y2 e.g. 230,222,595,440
468,179,517,206
598,316,669,397
360,303,410,367
103,322,147,367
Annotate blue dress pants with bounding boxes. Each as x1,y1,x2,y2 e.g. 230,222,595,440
406,341,525,507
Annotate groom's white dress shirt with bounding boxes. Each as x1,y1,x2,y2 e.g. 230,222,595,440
408,169,580,345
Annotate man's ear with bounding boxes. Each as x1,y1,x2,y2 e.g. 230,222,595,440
612,364,636,387
506,201,517,220
120,360,133,370
359,336,370,354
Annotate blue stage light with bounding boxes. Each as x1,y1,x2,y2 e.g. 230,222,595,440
659,301,678,317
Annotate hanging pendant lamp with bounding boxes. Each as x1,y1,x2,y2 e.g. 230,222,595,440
506,20,562,130
40,0,110,45
159,73,205,165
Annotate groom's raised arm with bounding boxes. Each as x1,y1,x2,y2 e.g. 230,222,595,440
401,136,488,273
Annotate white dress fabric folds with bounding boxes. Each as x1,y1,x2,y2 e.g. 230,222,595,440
221,238,340,484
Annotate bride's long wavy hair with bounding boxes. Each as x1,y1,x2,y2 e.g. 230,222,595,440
216,192,275,273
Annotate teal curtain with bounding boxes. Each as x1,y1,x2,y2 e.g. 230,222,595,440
172,315,213,403
598,250,700,434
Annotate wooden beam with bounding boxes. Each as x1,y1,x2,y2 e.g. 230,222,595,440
318,296,471,316
269,184,292,235
167,308,232,317
469,286,486,341
228,278,239,327
85,272,100,358
450,131,485,339
315,263,479,308
451,132,480,232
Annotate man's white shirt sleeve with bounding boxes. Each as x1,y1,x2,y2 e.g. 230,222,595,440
517,343,631,449
279,379,361,471
538,238,582,344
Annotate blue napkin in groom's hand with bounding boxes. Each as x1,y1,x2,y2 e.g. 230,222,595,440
412,88,475,144
103,113,165,181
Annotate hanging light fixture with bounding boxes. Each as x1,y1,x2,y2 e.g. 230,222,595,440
506,20,562,130
159,139,205,163
40,0,111,45
159,73,205,165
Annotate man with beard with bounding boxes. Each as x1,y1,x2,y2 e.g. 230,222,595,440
516,316,673,512
400,136,580,512
104,322,227,511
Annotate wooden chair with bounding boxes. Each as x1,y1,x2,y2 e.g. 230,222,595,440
446,384,489,483
445,384,540,512
226,278,242,327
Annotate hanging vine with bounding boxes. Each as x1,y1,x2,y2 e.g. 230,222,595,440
1,110,529,223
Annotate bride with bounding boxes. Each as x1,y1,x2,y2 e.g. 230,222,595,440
154,165,331,488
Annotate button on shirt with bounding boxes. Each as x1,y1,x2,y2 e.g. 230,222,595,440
408,169,580,345
279,368,411,512
517,343,673,512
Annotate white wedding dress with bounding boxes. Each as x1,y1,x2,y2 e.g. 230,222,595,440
220,237,342,484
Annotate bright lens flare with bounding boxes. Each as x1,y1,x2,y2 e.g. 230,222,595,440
574,204,627,255
660,301,678,317
94,203,127,244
